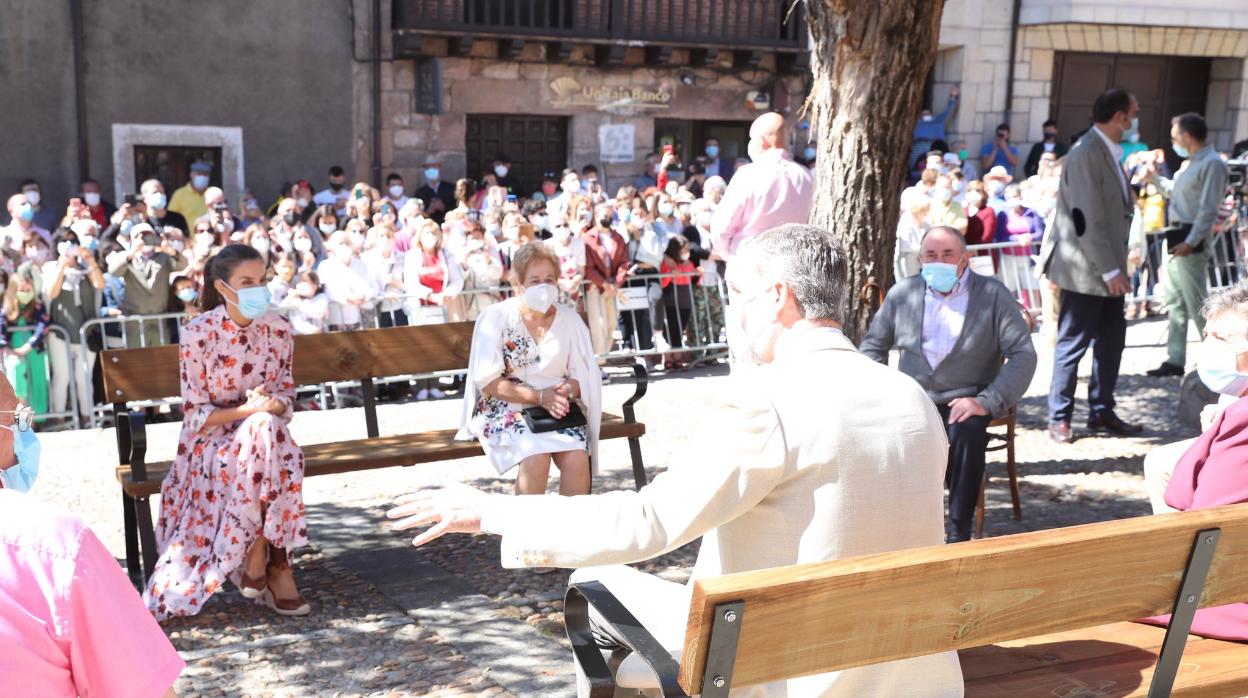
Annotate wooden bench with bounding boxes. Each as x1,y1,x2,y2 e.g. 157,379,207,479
566,504,1248,696
101,322,649,587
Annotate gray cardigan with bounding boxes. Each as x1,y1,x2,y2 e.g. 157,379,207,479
859,273,1037,418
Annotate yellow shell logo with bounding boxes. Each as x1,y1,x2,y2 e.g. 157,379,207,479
550,77,582,99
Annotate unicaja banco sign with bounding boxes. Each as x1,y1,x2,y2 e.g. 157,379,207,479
549,77,672,111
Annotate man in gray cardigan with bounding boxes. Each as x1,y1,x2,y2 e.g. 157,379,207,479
862,226,1037,541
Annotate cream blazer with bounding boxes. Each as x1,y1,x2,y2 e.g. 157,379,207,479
481,325,964,696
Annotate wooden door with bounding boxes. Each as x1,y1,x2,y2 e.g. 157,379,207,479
1051,52,1211,170
466,114,568,196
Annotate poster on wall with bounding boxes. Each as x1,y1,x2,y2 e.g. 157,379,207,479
599,124,635,164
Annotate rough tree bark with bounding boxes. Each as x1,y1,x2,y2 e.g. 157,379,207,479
804,0,947,342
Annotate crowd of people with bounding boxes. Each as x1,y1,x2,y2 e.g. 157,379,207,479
0,123,819,424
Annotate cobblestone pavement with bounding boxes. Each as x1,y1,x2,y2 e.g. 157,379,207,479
30,316,1200,696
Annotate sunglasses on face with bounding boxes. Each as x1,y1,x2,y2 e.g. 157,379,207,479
0,405,33,432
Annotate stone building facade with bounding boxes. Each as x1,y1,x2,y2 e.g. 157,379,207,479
931,0,1248,178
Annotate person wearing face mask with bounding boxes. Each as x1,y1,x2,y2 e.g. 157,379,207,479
982,166,1013,212
0,372,188,697
313,165,351,217
491,153,517,194
403,220,464,330
547,169,581,220
143,244,310,620
3,192,52,253
1039,88,1142,444
1025,119,1069,177
684,199,724,352
389,225,965,697
105,223,188,347
168,160,213,225
703,136,735,183
1145,113,1231,379
415,158,455,224
583,204,628,356
0,263,51,416
710,112,814,261
384,172,410,211
166,275,202,343
279,270,330,335
862,227,1037,542
909,86,961,184
79,178,116,228
275,198,325,266
1135,282,1248,642
237,191,268,230
315,230,377,331
994,184,1046,309
545,209,587,307
980,122,1020,175
452,241,600,496
927,174,968,234
138,178,188,235
14,180,58,233
42,228,104,426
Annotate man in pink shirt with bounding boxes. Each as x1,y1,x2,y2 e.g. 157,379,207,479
710,112,814,259
0,373,184,697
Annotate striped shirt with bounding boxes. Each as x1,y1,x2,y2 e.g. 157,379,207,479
922,270,971,370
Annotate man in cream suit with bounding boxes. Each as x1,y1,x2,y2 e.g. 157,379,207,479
388,224,964,697
1038,87,1143,444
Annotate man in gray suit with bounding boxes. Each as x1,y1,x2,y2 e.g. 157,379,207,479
1038,88,1143,443
862,226,1037,542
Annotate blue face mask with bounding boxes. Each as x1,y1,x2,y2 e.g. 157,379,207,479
223,282,271,320
920,262,960,294
0,427,41,493
705,145,719,159
424,168,440,182
191,174,209,190
619,208,632,223
177,288,198,303
17,204,35,222
803,146,817,161
1173,143,1190,159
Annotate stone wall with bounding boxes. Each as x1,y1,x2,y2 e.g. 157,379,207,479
1020,0,1248,30
1011,25,1248,151
358,46,808,189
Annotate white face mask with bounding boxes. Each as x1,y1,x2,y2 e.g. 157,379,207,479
23,190,41,207
389,185,404,199
1197,337,1248,396
494,165,509,177
561,180,579,194
296,197,310,209
83,192,101,207
294,237,313,253
522,283,557,314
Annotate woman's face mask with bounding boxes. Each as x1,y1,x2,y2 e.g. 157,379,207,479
0,407,39,493
1197,335,1248,396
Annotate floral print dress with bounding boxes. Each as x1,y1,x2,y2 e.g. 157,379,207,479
144,306,307,620
457,297,602,475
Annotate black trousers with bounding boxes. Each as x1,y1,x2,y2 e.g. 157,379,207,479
937,405,991,539
1048,290,1126,423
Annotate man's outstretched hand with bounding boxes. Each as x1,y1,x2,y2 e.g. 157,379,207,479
386,482,488,547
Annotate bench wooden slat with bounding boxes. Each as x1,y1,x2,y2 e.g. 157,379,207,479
964,626,1248,697
677,505,1248,694
102,323,477,403
959,621,1174,682
116,413,645,497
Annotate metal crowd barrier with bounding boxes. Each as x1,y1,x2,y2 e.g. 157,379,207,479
73,271,729,428
3,323,82,429
962,228,1246,315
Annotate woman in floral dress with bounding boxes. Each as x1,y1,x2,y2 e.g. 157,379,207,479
144,244,310,620
457,242,601,495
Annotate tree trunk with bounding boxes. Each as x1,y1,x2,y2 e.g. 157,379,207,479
804,0,946,342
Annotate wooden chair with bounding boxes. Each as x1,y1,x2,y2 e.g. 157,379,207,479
568,504,1248,696
977,406,1023,539
101,322,650,587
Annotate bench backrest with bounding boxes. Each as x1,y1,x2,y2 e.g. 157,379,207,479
101,322,476,403
677,504,1248,694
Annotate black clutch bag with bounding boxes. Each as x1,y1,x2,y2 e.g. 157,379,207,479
1164,224,1204,253
522,403,587,433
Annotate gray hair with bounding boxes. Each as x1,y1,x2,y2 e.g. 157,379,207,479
746,224,848,323
919,225,967,252
704,176,727,193
1201,281,1248,336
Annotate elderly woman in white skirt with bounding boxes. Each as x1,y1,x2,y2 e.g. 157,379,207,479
457,241,601,495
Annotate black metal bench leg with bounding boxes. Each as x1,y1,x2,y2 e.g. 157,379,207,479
122,492,142,587
135,496,159,583
628,436,647,491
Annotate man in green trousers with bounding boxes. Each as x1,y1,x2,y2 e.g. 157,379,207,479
1146,113,1230,378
